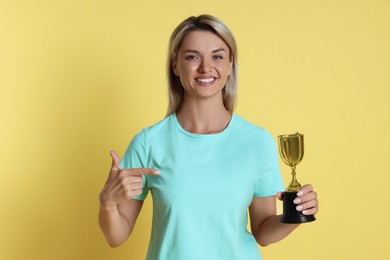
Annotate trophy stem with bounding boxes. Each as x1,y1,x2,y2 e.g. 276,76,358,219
287,165,302,192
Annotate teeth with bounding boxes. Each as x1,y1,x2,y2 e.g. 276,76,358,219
197,78,215,83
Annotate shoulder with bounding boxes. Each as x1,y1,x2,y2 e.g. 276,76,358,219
122,115,173,162
232,114,275,143
142,114,173,135
131,114,174,143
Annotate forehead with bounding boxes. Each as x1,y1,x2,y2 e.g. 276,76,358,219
179,30,229,52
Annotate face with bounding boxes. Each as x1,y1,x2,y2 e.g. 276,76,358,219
173,30,233,101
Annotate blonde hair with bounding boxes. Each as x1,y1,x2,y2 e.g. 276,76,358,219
166,14,238,116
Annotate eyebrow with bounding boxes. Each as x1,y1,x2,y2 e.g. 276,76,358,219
182,48,227,54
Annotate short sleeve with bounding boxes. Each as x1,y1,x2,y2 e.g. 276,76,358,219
120,129,149,200
254,132,285,197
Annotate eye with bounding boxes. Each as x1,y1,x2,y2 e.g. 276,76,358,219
185,55,199,60
213,55,224,60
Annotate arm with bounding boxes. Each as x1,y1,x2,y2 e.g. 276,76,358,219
249,196,299,247
249,184,318,247
98,150,159,247
98,199,144,247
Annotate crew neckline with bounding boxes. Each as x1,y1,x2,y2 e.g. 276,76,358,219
172,113,235,138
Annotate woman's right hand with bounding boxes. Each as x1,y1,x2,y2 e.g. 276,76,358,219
99,150,160,211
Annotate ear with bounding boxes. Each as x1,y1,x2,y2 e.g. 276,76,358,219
228,59,233,76
172,60,179,76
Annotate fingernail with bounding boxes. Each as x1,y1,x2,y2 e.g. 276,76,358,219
302,210,308,215
293,198,301,204
296,205,303,211
297,191,304,196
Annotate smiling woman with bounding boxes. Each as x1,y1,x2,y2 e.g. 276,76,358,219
167,15,238,116
98,14,318,260
173,31,233,106
172,30,234,134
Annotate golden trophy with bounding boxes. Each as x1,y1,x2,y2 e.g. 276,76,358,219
278,133,315,223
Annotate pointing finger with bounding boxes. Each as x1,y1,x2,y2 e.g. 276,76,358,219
130,168,160,176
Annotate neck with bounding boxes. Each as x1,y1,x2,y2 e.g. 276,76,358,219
176,95,232,134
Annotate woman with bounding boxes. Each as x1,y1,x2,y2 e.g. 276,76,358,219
99,14,318,259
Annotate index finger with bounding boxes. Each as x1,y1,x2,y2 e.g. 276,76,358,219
129,168,160,176
297,184,314,196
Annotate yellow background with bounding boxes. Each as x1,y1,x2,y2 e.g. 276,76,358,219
1,0,389,259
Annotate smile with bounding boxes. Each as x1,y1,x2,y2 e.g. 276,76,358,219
196,78,216,83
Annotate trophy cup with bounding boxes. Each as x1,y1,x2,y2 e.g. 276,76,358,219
278,133,315,223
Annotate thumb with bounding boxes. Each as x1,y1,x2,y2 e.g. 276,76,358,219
276,192,284,201
110,150,121,171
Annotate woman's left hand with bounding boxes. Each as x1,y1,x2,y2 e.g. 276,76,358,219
277,184,318,216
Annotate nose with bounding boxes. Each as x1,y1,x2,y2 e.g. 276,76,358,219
198,58,212,73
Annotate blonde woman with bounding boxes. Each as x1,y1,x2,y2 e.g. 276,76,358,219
99,14,318,260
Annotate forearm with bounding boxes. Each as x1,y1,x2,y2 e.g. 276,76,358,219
253,214,299,247
98,205,131,247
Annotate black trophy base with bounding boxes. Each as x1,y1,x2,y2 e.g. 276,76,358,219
280,191,316,224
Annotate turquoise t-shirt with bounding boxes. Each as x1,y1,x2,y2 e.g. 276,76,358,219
120,113,285,260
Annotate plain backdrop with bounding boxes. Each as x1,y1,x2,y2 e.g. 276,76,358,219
1,0,389,259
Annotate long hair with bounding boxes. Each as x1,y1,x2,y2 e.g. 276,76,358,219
166,14,238,116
